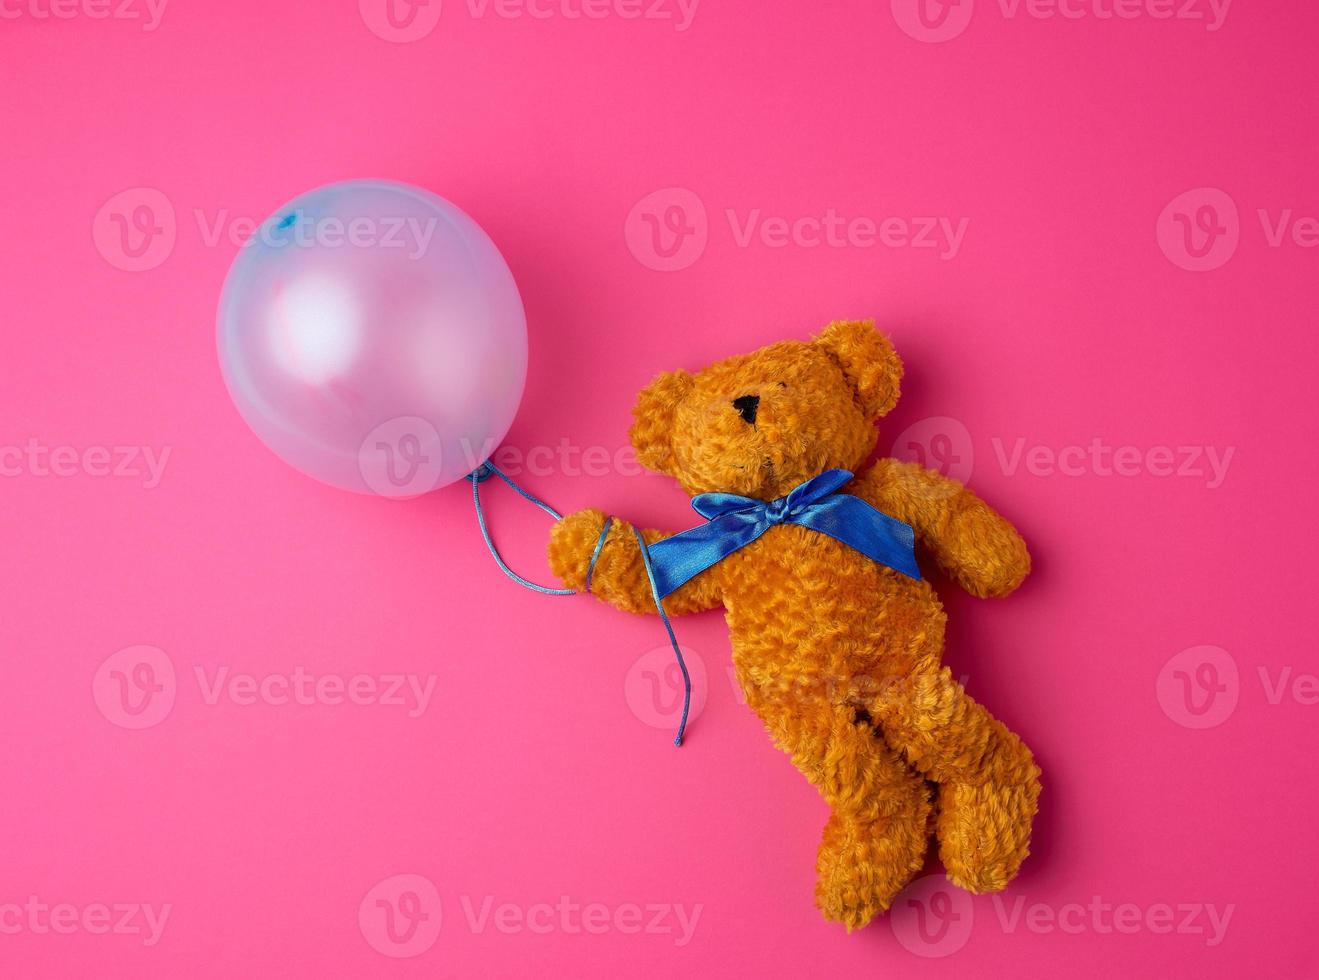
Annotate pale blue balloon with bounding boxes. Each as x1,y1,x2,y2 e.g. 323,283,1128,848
218,180,527,497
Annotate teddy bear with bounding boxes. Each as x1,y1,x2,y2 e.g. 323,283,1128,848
547,320,1040,931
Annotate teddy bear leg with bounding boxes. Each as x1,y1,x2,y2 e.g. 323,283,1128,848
868,667,1041,894
752,696,932,930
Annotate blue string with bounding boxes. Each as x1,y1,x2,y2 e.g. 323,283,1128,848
633,526,692,747
584,517,613,593
468,460,692,746
469,461,575,596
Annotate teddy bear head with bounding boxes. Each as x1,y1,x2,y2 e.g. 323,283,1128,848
629,320,903,499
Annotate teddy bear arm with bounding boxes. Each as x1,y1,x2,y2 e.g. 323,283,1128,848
864,460,1031,598
547,508,723,616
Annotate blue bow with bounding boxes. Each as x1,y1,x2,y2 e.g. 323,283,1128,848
646,469,921,599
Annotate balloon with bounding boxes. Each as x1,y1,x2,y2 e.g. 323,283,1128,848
217,180,527,497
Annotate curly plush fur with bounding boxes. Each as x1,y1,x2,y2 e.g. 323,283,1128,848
548,320,1040,931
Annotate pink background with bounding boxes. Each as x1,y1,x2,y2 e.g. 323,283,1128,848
2,1,1316,976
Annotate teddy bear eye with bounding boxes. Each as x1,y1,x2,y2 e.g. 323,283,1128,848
777,381,788,389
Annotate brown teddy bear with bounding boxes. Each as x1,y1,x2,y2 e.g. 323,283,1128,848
547,320,1040,930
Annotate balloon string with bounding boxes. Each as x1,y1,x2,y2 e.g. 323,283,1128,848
469,461,574,596
468,460,691,746
632,525,692,747
584,516,613,593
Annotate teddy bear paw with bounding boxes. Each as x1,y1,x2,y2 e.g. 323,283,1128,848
814,811,929,931
546,507,609,592
936,775,1040,894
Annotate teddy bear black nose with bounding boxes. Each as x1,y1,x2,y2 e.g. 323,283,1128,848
732,394,760,425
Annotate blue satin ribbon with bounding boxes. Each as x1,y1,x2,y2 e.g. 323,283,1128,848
646,469,921,599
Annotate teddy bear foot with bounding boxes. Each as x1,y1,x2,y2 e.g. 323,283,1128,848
814,807,930,931
936,774,1040,894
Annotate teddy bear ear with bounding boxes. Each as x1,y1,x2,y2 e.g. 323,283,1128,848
812,319,903,418
629,369,694,475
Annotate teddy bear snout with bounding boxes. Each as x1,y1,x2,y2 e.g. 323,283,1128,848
732,394,760,425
